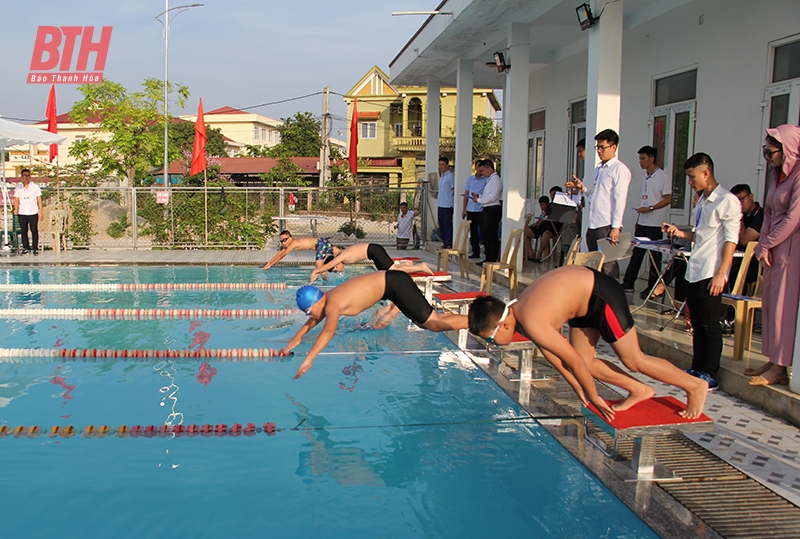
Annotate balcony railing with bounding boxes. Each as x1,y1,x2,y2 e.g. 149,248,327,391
391,136,455,153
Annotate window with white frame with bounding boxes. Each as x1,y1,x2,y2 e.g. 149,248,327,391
394,123,403,137
526,110,545,201
361,122,377,139
651,68,697,216
568,99,586,183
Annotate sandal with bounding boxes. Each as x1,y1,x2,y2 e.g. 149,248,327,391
749,374,790,386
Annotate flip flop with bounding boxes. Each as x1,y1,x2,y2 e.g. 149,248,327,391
749,374,790,386
744,364,771,376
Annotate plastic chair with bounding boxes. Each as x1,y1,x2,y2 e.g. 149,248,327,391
570,251,606,270
437,220,471,279
721,242,762,361
479,228,524,298
562,236,582,266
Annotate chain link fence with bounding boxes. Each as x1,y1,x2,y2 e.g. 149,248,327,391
33,184,427,251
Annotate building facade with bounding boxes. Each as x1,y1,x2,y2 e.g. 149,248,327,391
344,66,501,186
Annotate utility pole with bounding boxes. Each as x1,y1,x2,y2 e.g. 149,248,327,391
319,86,331,189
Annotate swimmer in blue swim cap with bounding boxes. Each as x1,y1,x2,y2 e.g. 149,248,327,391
284,271,468,379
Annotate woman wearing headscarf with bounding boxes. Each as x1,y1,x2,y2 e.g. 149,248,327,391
746,124,800,386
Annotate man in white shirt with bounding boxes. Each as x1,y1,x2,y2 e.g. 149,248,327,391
437,157,455,249
664,153,740,390
13,169,42,256
573,129,631,279
621,146,672,296
462,159,487,259
471,159,502,263
395,202,415,249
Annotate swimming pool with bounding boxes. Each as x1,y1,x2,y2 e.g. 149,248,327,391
0,266,658,538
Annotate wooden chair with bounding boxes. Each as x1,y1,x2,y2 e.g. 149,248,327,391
570,250,606,270
437,220,471,279
479,228,524,298
721,241,762,361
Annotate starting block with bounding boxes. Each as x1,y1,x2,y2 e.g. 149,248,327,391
583,396,713,482
433,291,541,381
412,271,452,302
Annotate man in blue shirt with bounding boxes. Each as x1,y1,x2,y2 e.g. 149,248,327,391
462,159,486,258
437,156,455,249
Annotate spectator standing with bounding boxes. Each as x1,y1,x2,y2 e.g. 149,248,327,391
573,129,631,279
395,202,415,250
747,126,800,387
664,153,740,389
621,146,671,297
472,159,502,263
462,159,486,259
13,169,42,256
437,157,455,249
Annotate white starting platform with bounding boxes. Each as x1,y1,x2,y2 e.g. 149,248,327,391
582,396,713,482
411,271,452,302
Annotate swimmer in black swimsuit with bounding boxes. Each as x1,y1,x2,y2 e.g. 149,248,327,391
468,265,709,420
285,271,467,379
262,231,344,273
309,243,433,283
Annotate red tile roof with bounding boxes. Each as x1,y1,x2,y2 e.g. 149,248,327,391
206,106,248,115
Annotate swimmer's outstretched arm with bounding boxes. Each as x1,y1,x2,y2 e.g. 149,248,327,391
284,316,322,353
294,316,339,379
309,244,366,282
262,245,293,270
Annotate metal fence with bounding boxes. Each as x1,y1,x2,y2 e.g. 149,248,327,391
34,184,428,251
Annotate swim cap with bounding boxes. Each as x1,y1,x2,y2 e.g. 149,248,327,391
296,285,324,314
324,255,338,273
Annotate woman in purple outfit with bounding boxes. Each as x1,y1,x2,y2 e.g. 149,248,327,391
746,125,800,386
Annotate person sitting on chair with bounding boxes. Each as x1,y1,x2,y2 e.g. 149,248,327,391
285,271,468,379
524,196,562,263
468,265,709,420
309,243,432,283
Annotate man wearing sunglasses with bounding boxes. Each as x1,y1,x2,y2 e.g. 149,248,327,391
468,265,709,421
261,230,344,274
285,271,468,379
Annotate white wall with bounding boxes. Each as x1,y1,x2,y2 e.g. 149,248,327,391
527,0,800,233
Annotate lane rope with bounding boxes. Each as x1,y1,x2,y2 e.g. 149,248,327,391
0,308,299,320
0,282,286,292
0,348,293,359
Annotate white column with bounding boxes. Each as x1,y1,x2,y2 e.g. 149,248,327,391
455,59,474,237
500,22,530,266
583,0,624,242
792,317,800,393
425,80,441,243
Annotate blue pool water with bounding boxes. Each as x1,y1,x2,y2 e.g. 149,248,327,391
0,266,658,538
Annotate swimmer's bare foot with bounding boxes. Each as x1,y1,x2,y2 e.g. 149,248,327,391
415,261,434,275
612,383,655,412
679,377,709,419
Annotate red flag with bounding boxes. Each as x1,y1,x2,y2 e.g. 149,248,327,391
189,98,207,176
348,97,358,176
46,85,58,163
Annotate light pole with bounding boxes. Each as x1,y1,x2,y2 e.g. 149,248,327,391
155,1,202,192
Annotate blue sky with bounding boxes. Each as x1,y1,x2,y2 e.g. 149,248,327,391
0,0,436,136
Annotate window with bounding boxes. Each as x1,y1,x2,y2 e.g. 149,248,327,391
654,70,697,107
528,111,545,132
75,135,86,142
651,102,695,214
394,123,403,137
773,40,800,83
253,126,259,140
361,122,377,139
261,128,266,141
526,110,546,201
568,99,586,182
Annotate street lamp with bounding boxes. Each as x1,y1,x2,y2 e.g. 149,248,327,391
155,1,203,191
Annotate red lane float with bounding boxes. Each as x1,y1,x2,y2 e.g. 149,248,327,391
0,282,287,293
0,308,299,320
0,422,287,439
0,348,293,361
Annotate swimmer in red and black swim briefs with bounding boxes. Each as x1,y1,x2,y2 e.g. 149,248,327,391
468,265,709,420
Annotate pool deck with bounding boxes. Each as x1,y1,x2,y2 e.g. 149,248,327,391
2,244,800,538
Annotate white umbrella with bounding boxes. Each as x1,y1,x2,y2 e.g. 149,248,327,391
0,117,67,250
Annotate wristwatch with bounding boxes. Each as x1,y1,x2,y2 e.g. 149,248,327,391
649,205,654,211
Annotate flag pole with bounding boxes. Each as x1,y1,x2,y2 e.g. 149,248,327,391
204,168,208,245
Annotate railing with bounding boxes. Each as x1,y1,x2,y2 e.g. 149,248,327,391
391,136,455,153
28,184,428,251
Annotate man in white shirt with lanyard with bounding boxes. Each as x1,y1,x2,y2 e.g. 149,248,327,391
13,169,42,256
471,159,502,263
437,157,455,249
664,153,740,390
573,129,631,279
621,145,672,297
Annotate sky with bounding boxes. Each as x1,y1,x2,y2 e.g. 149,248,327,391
0,0,438,138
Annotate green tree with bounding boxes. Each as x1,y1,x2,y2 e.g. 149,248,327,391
242,144,270,157
69,78,189,185
169,120,227,158
269,111,321,157
259,156,310,188
472,115,502,160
